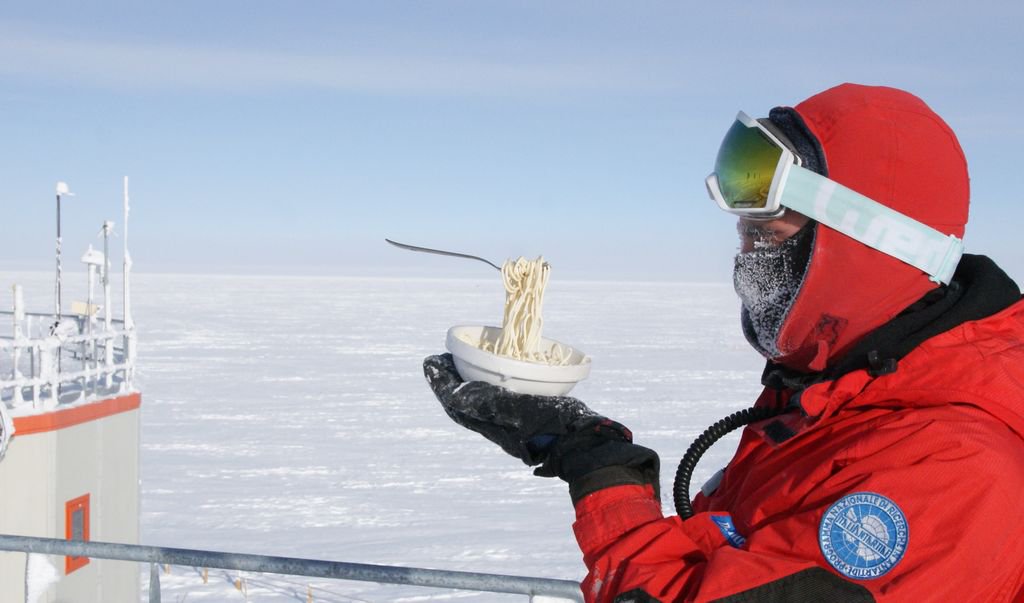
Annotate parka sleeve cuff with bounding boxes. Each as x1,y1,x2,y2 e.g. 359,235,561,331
572,484,663,555
569,465,657,506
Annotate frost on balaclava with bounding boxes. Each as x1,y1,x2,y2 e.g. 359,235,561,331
734,222,815,359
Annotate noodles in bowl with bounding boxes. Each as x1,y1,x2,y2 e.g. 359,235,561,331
446,256,591,396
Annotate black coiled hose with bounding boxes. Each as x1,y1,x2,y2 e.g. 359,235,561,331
673,405,789,519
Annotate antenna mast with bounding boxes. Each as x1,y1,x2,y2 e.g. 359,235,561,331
123,177,134,361
54,182,74,322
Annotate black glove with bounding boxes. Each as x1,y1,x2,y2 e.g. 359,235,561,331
424,353,660,504
423,353,597,464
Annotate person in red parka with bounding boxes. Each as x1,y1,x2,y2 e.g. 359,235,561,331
424,83,1024,602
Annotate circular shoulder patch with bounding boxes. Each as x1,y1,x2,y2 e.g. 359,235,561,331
819,492,909,580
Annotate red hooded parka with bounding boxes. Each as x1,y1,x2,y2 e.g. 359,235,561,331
571,84,1024,602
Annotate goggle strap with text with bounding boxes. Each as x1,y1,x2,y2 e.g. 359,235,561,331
780,165,963,285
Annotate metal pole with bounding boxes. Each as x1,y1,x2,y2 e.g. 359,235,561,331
55,192,63,383
149,562,161,603
55,193,61,321
102,221,114,383
102,222,112,334
123,177,131,333
0,535,582,601
122,177,133,387
86,260,96,388
12,285,23,381
87,257,96,336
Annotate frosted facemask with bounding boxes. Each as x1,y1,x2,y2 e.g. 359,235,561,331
734,224,815,359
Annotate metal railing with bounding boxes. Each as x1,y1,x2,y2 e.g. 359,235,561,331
0,534,583,602
0,309,135,408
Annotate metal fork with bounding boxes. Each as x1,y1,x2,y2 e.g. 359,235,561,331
385,238,502,271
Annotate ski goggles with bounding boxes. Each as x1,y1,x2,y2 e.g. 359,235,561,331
706,111,799,218
706,111,964,284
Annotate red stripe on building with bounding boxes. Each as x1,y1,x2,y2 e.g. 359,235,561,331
12,393,141,435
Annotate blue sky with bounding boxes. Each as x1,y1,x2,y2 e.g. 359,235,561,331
2,1,1022,282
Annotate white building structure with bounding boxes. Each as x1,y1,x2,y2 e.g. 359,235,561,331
0,178,139,602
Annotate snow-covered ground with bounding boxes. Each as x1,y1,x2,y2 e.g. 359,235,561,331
2,271,766,601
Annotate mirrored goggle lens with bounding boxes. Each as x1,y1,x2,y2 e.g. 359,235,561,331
713,119,784,209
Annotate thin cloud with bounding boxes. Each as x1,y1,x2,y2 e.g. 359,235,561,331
0,22,680,98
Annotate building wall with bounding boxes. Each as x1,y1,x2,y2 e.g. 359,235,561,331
0,430,56,602
0,397,140,603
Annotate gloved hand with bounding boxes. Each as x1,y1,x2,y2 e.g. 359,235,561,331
424,353,660,503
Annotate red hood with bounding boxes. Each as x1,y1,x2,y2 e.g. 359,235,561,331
773,84,970,372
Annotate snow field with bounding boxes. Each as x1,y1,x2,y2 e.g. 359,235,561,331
2,272,765,601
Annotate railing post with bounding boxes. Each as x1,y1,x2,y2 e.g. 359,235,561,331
149,562,160,602
30,344,39,405
38,345,53,410
81,333,88,396
11,342,23,405
11,286,24,404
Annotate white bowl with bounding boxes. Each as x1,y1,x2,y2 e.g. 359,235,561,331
445,325,591,396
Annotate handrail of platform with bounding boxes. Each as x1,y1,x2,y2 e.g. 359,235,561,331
0,534,583,602
0,309,135,407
